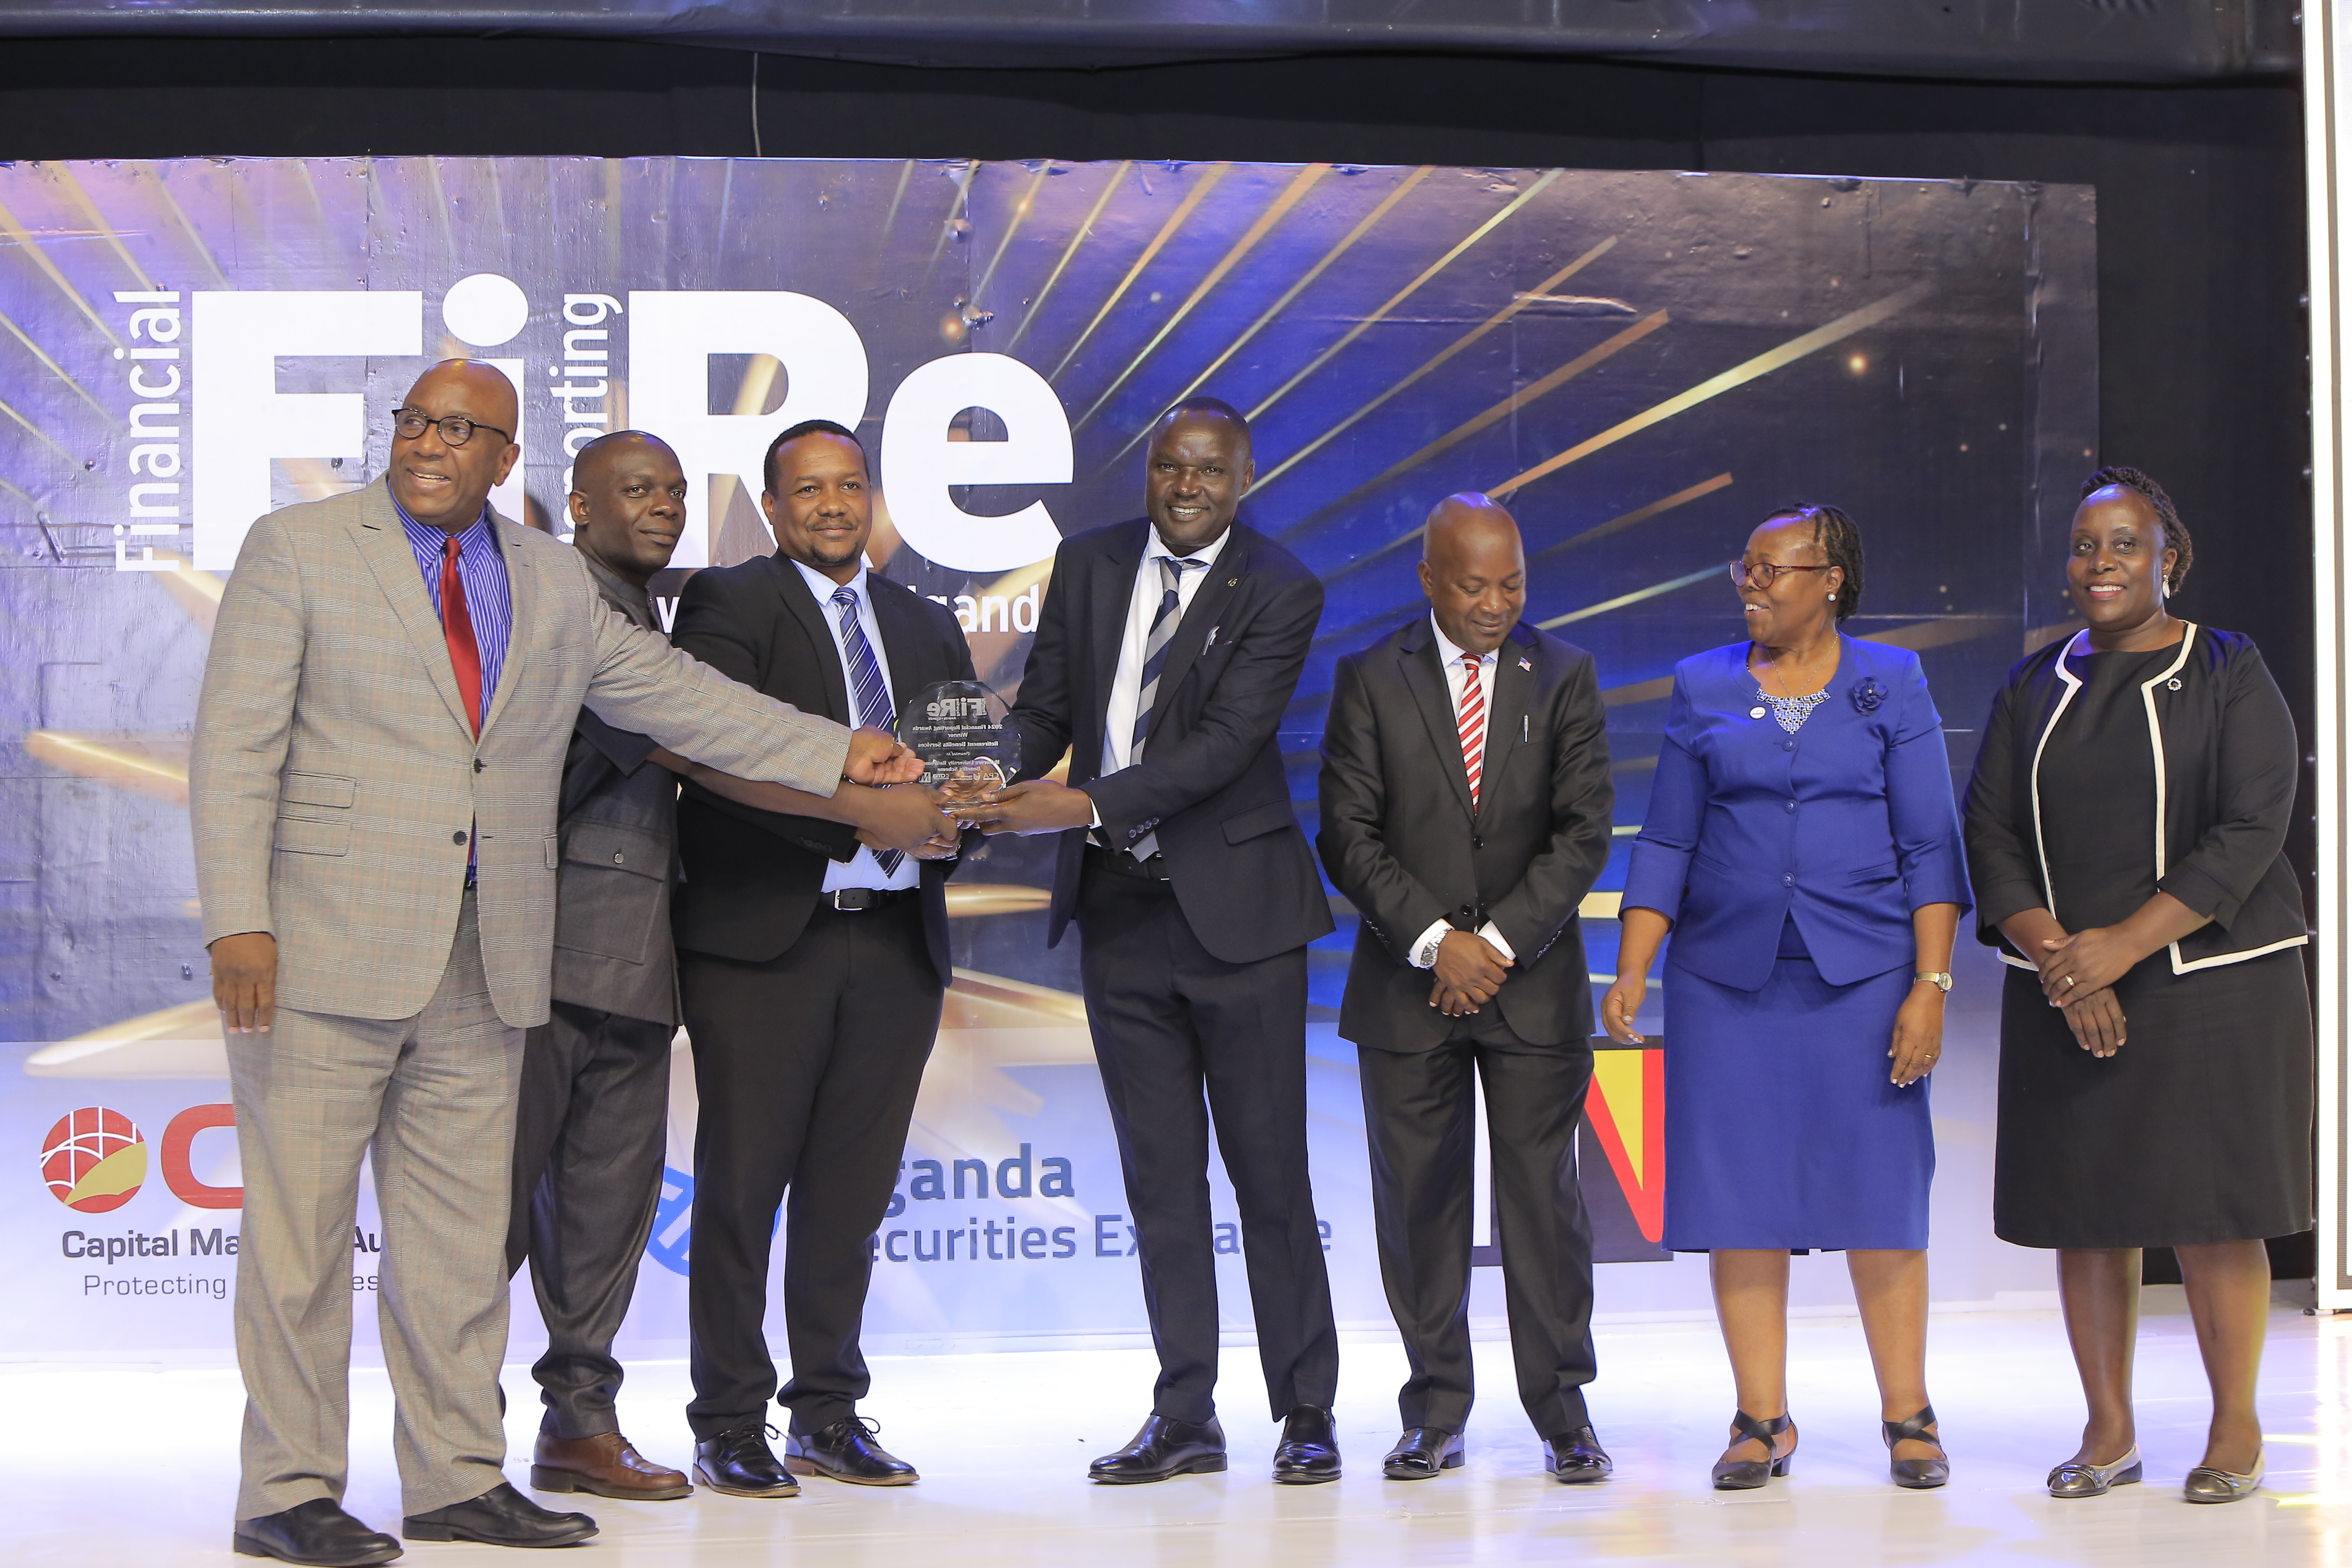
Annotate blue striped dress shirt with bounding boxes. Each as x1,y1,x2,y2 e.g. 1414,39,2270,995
396,501,513,722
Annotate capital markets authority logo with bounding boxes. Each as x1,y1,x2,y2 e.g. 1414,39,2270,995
41,1107,147,1214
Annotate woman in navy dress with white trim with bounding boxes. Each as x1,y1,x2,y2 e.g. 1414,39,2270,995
1603,504,1969,1492
1963,468,2310,1505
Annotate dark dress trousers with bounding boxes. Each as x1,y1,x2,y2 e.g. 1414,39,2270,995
506,557,682,1441
1002,517,1339,1424
1317,617,1614,1436
670,552,973,1439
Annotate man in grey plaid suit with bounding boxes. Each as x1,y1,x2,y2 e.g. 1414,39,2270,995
193,361,928,1567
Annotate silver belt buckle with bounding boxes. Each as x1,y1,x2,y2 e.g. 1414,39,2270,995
830,889,879,911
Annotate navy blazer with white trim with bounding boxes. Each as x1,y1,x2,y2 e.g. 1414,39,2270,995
1961,623,2307,974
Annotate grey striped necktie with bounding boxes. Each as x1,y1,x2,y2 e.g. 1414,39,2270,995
1132,554,1207,760
1121,553,1204,861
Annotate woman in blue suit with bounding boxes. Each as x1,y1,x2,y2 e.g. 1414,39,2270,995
1601,504,1969,1492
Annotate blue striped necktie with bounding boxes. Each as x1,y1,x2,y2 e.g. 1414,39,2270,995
832,585,903,875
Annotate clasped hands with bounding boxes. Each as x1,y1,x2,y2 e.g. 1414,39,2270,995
1429,929,1512,1018
2031,923,2140,1059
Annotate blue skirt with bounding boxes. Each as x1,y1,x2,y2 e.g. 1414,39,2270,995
1661,943,1934,1252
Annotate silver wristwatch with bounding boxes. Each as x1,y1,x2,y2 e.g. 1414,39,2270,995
1913,971,1953,992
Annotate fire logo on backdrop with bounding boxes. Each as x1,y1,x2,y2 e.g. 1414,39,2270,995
41,1107,145,1214
0,156,2094,1350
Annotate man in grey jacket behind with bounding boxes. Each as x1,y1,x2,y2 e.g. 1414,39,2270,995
506,430,956,1503
501,432,703,1503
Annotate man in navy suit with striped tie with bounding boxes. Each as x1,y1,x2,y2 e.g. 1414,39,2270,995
666,420,971,1498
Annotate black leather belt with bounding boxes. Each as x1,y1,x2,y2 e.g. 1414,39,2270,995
1085,842,1171,881
824,887,921,911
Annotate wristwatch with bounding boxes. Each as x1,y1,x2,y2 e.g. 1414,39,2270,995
1913,971,1954,992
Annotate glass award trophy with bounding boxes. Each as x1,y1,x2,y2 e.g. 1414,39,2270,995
899,679,1018,804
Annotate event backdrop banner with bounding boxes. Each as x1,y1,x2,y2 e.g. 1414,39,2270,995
0,157,2094,1358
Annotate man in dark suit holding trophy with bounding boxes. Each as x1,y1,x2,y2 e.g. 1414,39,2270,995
969,400,1342,1486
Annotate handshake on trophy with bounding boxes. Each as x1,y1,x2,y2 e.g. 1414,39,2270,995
843,680,1020,861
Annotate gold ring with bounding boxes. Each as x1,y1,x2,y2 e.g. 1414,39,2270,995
2062,975,2076,988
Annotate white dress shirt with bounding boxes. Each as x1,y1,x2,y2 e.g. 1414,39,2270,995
793,557,920,893
1410,612,1517,968
1087,525,1234,837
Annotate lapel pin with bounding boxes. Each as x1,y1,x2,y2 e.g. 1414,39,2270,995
1517,655,1532,672
1227,577,1238,587
1749,704,1768,719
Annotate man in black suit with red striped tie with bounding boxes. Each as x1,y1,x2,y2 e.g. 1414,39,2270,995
970,400,1342,1486
1316,494,1616,1484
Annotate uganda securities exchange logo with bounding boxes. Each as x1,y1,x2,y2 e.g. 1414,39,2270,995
41,1107,147,1214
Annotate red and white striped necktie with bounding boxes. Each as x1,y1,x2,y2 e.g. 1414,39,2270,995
1457,652,1486,811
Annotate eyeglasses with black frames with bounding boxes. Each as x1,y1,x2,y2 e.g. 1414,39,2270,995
391,408,512,448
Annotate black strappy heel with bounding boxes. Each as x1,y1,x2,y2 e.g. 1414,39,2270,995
1882,1405,1949,1490
1711,1410,1795,1490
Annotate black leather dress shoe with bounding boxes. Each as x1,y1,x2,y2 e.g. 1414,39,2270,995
1273,1404,1342,1484
1544,1425,1614,1484
234,1499,402,1566
694,1421,800,1497
1088,1414,1229,1483
1382,1427,1464,1480
401,1482,595,1548
784,1415,919,1486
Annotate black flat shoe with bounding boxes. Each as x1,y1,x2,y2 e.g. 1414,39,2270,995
234,1499,402,1567
1544,1425,1614,1484
1882,1404,1950,1490
1382,1427,1464,1480
694,1421,801,1498
1272,1404,1341,1484
784,1414,918,1486
1712,1410,1796,1490
401,1482,596,1548
1088,1414,1228,1484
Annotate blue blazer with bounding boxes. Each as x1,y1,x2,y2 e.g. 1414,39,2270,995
1621,637,1970,991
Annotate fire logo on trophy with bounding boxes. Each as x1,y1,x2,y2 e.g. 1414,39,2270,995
40,1107,147,1214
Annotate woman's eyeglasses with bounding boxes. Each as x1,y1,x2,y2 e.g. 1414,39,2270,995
1728,559,1833,591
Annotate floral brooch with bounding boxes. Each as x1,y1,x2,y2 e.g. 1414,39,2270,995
1850,676,1887,715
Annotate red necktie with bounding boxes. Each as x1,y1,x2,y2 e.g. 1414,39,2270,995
441,536,483,735
1457,652,1485,811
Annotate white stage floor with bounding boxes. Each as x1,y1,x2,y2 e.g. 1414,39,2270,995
10,1288,2346,1566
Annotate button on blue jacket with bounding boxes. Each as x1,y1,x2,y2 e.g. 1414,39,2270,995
1621,637,1971,992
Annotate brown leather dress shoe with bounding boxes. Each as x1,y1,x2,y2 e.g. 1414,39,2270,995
530,1430,693,1500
